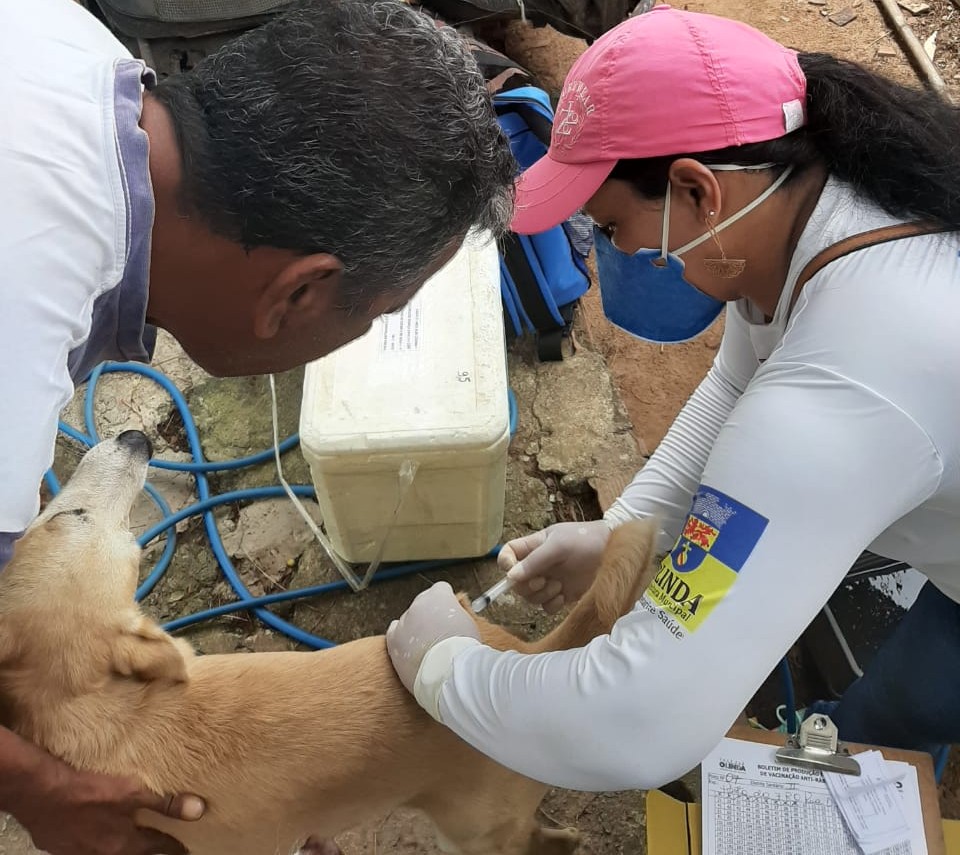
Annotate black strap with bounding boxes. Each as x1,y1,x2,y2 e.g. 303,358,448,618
537,329,566,361
537,301,578,361
789,221,954,317
500,233,563,334
470,46,521,72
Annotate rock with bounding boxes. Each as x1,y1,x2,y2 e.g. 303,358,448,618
0,814,39,855
534,349,644,482
186,366,311,490
828,7,858,25
220,500,321,581
897,0,931,14
503,464,553,539
244,631,296,652
188,628,245,655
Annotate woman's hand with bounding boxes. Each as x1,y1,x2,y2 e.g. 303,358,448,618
500,520,613,614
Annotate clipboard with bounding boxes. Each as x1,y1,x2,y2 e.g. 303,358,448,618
726,724,946,855
646,724,948,855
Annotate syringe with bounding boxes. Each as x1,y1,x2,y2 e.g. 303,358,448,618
470,576,516,613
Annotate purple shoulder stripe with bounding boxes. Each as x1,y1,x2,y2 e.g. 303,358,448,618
0,531,23,573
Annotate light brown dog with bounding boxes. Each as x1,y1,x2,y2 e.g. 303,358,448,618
0,433,657,855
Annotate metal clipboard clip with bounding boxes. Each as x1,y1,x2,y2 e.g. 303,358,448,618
775,714,862,776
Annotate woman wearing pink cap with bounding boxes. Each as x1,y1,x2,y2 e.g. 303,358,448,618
387,5,960,790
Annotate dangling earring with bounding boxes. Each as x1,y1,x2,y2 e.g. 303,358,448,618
702,212,746,279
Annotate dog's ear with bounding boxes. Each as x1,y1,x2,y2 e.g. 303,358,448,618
110,614,193,684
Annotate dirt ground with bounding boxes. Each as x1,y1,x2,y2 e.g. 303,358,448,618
3,2,959,854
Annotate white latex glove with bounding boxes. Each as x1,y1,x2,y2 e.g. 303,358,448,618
500,519,613,614
386,581,480,695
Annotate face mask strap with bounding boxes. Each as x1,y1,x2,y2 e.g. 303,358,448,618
660,163,795,258
708,162,779,171
660,184,673,260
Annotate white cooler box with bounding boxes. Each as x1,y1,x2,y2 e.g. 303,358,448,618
299,233,510,563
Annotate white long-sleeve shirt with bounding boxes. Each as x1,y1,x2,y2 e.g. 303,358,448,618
0,0,156,569
414,177,960,791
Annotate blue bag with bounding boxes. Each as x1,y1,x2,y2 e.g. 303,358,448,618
467,38,593,360
495,86,593,360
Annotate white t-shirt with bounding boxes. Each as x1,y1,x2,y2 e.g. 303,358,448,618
0,0,155,566
415,176,960,791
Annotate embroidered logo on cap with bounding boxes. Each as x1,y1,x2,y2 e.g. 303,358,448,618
552,80,595,150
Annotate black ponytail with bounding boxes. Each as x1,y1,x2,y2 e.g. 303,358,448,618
610,52,960,229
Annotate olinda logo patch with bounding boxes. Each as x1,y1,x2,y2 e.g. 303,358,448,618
646,486,768,634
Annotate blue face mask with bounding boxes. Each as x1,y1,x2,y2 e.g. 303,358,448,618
595,164,794,345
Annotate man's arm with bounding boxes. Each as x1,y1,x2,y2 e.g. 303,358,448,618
0,724,53,811
0,723,205,855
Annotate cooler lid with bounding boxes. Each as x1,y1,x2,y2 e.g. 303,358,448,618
299,233,509,456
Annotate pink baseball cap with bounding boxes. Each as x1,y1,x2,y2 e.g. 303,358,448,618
511,5,807,235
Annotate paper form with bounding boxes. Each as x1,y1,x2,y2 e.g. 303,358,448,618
701,737,927,855
824,752,923,855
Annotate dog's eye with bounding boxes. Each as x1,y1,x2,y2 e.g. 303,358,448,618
50,508,87,521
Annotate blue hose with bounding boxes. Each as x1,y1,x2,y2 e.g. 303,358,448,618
48,361,514,648
52,363,823,747
936,744,951,784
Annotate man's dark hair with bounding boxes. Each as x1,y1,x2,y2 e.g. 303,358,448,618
152,0,516,299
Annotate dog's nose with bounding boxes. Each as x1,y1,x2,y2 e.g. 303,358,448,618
116,430,153,459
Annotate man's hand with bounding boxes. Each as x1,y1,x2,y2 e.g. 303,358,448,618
386,581,480,694
3,729,204,855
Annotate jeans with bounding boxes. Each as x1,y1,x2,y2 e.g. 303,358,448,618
807,580,960,757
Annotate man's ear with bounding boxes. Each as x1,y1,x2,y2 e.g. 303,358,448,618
110,614,193,684
253,253,344,340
